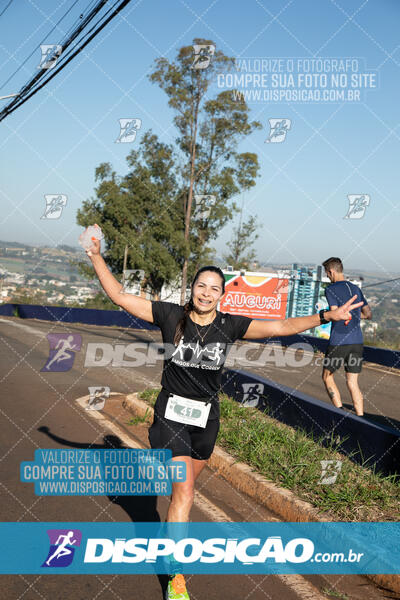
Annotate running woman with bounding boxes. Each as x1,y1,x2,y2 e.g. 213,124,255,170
85,226,363,599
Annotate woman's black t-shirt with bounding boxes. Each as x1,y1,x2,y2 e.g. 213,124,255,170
151,301,252,419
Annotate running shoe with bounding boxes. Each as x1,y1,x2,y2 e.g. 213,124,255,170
165,574,190,600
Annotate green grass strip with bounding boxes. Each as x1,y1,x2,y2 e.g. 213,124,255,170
138,388,399,522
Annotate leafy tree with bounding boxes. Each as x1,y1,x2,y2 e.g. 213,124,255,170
76,40,261,302
75,132,186,298
149,38,261,301
223,214,260,270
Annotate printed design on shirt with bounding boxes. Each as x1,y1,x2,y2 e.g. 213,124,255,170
171,337,227,370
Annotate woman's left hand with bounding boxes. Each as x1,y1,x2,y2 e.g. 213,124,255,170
328,294,364,322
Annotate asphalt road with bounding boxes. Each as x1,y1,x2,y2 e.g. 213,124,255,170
227,339,400,431
0,316,398,600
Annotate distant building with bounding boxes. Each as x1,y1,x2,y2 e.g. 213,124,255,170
286,264,323,319
287,263,363,337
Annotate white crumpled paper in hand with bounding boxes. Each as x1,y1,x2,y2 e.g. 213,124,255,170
79,225,104,250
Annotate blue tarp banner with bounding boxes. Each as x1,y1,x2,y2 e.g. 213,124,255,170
0,303,158,330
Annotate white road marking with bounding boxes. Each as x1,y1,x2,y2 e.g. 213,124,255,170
0,318,46,338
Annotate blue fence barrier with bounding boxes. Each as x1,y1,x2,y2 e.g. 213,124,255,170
0,303,158,330
0,303,14,317
221,368,400,476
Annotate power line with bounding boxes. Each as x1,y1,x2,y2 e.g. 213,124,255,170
363,277,400,288
39,0,122,79
0,0,82,92
275,275,400,291
0,0,109,107
0,0,132,122
0,0,13,19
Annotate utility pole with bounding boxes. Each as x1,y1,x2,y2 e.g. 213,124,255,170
117,244,129,311
122,244,128,284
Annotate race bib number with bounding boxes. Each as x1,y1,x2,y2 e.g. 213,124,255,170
164,394,211,428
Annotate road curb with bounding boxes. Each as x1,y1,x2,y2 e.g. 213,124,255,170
124,392,400,595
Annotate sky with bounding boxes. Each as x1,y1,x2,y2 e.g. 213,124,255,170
0,0,399,278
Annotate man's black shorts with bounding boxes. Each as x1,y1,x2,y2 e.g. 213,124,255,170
323,343,363,373
148,390,220,460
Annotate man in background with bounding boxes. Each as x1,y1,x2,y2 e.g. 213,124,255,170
321,257,372,416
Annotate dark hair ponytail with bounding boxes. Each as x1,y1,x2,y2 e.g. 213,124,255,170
173,297,194,346
173,266,225,345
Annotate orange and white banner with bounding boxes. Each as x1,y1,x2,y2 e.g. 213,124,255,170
219,274,289,319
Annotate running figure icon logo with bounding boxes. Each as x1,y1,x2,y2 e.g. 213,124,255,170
86,386,110,411
38,45,62,69
241,383,264,407
41,194,67,219
319,460,342,484
265,119,291,143
193,194,216,221
115,118,142,143
41,334,82,372
344,194,370,219
273,269,292,294
42,529,81,568
191,44,215,69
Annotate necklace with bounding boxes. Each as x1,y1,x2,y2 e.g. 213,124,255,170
190,312,216,343
194,321,214,343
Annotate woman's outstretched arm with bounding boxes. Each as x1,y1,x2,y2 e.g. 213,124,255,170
86,228,154,323
243,295,364,340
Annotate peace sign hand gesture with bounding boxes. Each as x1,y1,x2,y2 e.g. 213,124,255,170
328,294,364,323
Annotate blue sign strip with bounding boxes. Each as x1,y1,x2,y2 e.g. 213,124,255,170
0,522,398,574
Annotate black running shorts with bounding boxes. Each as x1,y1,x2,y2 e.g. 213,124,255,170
323,343,363,373
148,389,220,460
